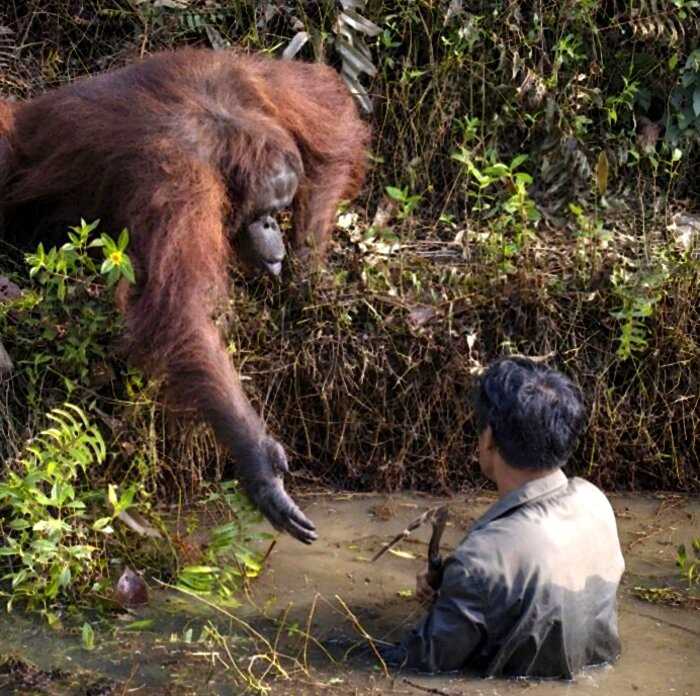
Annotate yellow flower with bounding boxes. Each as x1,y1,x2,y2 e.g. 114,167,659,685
110,250,122,265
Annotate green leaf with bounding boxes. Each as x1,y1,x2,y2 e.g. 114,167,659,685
385,186,405,201
77,218,100,235
100,233,117,253
12,569,30,588
92,517,113,531
483,163,510,178
107,484,118,509
33,518,70,535
179,565,220,574
118,228,130,251
64,500,86,510
8,519,31,530
115,485,136,514
510,154,528,170
122,619,154,632
451,147,471,165
58,565,71,588
82,622,95,651
67,544,97,559
121,256,136,284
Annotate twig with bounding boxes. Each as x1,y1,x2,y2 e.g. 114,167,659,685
635,612,700,638
402,677,454,695
334,594,389,679
372,504,448,563
118,663,140,696
260,538,277,566
303,592,319,671
152,578,291,679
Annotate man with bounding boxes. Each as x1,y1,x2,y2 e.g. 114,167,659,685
382,357,625,679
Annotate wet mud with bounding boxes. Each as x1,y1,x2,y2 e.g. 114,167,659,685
0,492,698,695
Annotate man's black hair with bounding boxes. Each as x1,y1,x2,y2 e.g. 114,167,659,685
473,357,586,471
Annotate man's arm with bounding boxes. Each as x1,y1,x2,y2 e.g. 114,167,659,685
400,558,487,672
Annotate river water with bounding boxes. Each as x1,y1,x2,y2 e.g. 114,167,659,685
0,491,698,695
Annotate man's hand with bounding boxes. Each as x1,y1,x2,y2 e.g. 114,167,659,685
416,569,437,606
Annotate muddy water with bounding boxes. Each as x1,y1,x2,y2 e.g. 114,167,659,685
0,492,698,695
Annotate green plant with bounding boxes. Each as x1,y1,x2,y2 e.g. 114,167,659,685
666,48,700,144
610,251,672,361
604,76,641,127
676,538,700,586
385,185,423,219
18,219,134,387
0,405,110,620
176,481,272,602
26,219,134,297
0,215,271,616
550,33,586,87
569,203,613,280
451,150,538,220
451,149,540,274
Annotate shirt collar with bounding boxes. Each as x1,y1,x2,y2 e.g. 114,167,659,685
470,469,568,532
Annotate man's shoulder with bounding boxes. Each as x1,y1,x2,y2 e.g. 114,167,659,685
450,521,514,573
568,475,609,496
566,476,618,516
452,476,618,562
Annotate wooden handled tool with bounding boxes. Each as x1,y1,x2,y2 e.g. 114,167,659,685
426,505,448,590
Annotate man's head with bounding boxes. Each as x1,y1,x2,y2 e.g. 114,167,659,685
473,357,586,481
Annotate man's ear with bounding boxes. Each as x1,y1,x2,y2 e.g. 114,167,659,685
481,425,496,452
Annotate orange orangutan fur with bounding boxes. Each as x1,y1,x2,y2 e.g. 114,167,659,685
0,48,369,542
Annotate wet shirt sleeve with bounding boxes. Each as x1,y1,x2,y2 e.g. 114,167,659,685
402,558,487,672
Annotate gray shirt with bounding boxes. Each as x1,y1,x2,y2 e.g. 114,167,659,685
402,470,625,678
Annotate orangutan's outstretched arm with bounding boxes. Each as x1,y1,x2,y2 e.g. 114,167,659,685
121,159,316,543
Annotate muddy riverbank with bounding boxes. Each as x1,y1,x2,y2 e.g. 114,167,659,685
1,491,698,695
